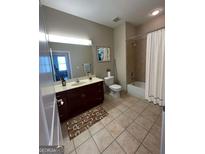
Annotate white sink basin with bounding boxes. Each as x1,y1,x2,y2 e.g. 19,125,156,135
71,81,86,86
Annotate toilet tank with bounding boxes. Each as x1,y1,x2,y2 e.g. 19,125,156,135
104,76,114,86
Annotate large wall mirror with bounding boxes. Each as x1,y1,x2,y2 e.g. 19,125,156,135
49,42,93,82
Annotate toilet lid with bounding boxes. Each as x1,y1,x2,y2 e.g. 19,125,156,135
109,84,121,90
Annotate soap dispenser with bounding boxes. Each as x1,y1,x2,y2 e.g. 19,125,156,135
61,77,66,86
87,72,92,80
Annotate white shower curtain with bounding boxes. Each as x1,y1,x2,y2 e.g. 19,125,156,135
145,29,165,106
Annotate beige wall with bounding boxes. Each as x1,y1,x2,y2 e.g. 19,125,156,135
49,42,93,78
134,38,146,81
126,14,165,82
43,6,114,79
135,14,165,82
126,40,136,83
114,23,127,90
43,6,164,87
135,14,165,35
126,22,137,39
126,23,137,83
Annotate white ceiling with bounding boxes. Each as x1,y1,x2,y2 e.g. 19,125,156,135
41,0,164,28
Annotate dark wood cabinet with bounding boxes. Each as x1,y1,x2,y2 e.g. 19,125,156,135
56,81,104,122
56,91,69,122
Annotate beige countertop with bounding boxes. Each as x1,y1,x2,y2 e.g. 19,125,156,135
54,77,104,93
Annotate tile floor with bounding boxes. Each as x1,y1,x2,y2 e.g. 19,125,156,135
61,94,162,154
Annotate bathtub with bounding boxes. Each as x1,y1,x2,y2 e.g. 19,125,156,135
127,81,145,99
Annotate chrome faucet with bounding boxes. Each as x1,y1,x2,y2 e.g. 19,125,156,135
76,78,80,83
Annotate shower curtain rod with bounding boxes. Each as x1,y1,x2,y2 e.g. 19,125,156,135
126,27,165,41
147,27,165,34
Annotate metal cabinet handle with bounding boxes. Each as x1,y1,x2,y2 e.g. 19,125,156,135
57,99,64,105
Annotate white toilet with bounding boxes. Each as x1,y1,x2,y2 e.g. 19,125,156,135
104,76,122,98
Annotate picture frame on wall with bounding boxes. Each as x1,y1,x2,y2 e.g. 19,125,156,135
97,47,111,62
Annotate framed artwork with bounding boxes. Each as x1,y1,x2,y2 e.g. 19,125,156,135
97,47,111,62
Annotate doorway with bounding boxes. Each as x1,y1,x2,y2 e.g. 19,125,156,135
51,51,72,81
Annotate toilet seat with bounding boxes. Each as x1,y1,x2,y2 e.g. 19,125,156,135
109,84,122,91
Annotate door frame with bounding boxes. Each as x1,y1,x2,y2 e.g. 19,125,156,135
51,50,73,81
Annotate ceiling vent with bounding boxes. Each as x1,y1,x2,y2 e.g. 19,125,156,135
113,17,121,22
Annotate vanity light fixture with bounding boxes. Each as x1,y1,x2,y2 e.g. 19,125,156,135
48,34,92,46
39,32,49,42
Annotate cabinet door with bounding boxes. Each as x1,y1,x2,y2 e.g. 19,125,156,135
95,81,104,100
66,88,87,117
56,93,69,122
85,82,104,108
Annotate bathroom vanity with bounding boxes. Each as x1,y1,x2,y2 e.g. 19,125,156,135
55,77,104,122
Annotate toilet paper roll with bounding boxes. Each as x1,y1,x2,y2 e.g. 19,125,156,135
108,71,111,77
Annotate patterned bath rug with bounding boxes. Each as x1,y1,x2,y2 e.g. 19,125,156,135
66,105,108,139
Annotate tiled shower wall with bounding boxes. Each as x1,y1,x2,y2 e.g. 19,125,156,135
126,14,165,84
126,38,146,83
135,37,147,82
126,40,136,83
